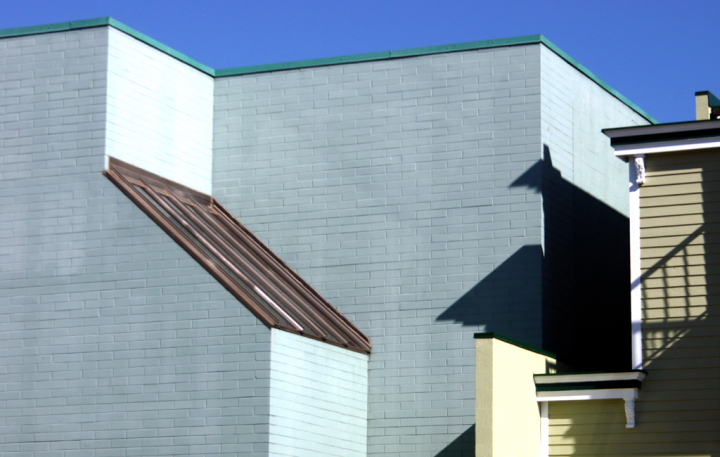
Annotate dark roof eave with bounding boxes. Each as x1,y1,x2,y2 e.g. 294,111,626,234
604,119,720,147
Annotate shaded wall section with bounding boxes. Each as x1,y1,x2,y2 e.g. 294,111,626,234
539,46,649,370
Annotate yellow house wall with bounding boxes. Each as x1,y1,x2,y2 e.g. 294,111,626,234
476,337,555,457
549,150,720,456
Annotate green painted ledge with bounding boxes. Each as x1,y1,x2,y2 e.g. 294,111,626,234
474,332,556,359
0,17,657,124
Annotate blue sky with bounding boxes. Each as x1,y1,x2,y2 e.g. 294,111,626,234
1,0,714,123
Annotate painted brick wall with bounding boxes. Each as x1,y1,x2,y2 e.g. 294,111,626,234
538,46,649,370
268,330,368,457
540,45,647,217
214,45,544,456
105,27,214,194
0,28,271,457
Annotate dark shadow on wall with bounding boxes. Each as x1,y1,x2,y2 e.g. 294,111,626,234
438,146,631,371
552,154,720,455
436,245,544,346
435,425,475,457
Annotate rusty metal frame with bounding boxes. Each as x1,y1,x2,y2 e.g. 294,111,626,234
104,157,371,354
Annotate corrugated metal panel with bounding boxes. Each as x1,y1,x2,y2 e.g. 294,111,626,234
104,157,371,354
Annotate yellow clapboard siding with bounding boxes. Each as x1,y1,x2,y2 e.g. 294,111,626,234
644,356,720,370
551,407,719,424
640,190,720,208
641,234,714,249
641,202,705,217
642,286,711,300
645,148,720,168
643,347,720,361
551,419,720,435
641,223,712,238
639,213,708,228
645,168,720,185
641,254,707,268
639,181,707,197
643,273,720,289
643,334,719,349
642,318,720,333
641,245,720,260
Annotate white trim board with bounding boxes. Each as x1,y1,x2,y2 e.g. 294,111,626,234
534,372,645,385
614,137,720,158
536,388,638,402
629,157,643,370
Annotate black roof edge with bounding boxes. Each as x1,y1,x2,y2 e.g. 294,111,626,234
603,119,720,147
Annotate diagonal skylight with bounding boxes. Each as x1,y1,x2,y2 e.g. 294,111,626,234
104,157,371,354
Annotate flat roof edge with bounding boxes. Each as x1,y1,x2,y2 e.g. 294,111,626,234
215,34,544,76
107,18,215,76
0,17,215,76
0,17,111,38
0,18,656,123
539,37,658,125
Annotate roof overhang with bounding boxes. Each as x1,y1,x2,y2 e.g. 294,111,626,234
604,119,720,160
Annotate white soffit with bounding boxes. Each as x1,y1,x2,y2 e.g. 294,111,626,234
614,136,720,158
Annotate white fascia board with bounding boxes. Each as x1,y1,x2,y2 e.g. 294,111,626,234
536,388,638,402
614,137,720,159
534,372,646,384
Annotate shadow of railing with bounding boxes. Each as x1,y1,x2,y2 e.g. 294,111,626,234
549,152,720,455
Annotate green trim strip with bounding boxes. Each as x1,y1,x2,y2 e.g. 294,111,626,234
538,37,657,125
474,332,556,359
0,17,214,76
536,380,641,392
0,18,656,123
0,17,111,38
106,18,214,76
214,34,542,76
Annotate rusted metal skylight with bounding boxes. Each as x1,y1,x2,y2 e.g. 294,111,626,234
104,157,371,354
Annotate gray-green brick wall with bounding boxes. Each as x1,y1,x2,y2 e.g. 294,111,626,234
0,29,272,457
538,45,648,371
213,45,546,457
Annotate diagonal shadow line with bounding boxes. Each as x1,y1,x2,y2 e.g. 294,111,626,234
633,224,706,290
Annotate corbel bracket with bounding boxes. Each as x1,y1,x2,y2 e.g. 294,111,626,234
624,398,636,428
634,155,646,185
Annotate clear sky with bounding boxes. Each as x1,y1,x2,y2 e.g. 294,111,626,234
1,0,715,124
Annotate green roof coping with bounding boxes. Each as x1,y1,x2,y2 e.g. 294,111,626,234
0,17,657,124
474,332,556,359
0,17,215,76
214,34,542,76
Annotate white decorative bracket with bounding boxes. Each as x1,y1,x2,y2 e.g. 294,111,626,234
634,155,646,185
624,398,636,428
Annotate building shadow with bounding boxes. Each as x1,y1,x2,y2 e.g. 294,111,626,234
548,153,720,454
435,425,475,457
438,146,630,371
